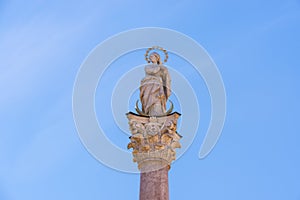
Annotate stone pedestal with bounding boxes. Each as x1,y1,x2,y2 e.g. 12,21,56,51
127,112,181,200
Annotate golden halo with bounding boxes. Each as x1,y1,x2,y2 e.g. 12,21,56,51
144,46,169,64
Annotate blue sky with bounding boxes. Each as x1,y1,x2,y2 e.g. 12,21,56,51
1,0,300,199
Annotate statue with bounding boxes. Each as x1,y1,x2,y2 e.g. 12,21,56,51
127,46,181,173
136,47,173,117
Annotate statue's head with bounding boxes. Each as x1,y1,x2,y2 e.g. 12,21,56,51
149,52,161,65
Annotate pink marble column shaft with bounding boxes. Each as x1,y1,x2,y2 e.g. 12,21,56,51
139,166,169,200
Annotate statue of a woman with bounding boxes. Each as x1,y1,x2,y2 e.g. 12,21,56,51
139,52,171,116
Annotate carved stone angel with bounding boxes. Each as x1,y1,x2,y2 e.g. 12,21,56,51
139,52,171,116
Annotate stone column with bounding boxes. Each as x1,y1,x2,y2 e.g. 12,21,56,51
140,166,169,200
127,112,181,200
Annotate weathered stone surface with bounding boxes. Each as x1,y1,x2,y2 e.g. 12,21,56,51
140,166,169,200
127,112,182,172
